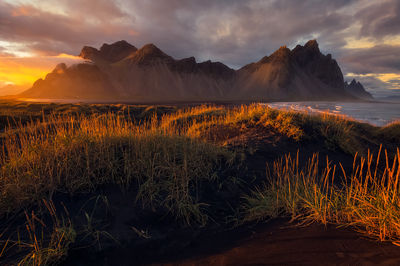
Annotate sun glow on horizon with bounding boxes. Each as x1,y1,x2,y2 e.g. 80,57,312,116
0,53,83,94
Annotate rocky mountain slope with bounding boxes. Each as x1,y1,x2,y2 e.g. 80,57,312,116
20,40,373,102
344,79,373,100
236,40,350,100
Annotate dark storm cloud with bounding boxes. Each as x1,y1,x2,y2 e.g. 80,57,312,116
340,45,400,74
118,0,357,67
0,0,399,94
60,0,128,20
0,1,133,55
356,0,400,38
0,0,356,65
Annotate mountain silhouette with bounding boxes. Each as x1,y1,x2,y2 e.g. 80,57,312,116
344,79,373,100
20,40,372,102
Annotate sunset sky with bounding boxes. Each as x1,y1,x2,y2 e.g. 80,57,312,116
0,0,399,97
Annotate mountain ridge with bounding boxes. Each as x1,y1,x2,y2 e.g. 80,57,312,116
344,79,373,100
20,40,372,102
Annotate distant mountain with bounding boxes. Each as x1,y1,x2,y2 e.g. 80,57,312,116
344,79,373,100
20,40,372,102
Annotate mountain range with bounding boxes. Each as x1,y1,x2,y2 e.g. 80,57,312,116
20,40,372,102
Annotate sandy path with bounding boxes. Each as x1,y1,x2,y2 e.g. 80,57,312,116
156,220,400,266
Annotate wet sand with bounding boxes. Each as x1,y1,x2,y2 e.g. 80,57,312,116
155,219,400,266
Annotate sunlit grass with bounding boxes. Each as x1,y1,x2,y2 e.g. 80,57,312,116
0,103,384,217
0,103,399,264
243,147,400,245
0,108,238,264
0,112,238,226
17,200,76,266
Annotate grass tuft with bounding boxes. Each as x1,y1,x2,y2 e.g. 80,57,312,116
243,147,400,244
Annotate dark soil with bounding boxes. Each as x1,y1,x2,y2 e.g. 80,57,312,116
58,129,391,265
154,218,400,266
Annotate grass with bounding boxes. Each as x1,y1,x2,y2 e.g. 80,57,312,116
0,101,399,264
158,104,351,147
0,108,237,264
243,147,400,245
0,112,237,224
1,200,76,266
378,121,400,144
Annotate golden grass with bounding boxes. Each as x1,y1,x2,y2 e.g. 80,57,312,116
0,103,398,264
379,121,400,143
17,200,76,266
0,200,76,266
160,104,306,142
243,146,400,245
0,108,237,264
0,112,237,225
0,103,383,217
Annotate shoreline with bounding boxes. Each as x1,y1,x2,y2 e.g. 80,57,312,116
1,98,398,127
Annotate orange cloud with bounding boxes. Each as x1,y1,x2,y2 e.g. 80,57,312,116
11,5,36,17
55,53,83,60
128,29,139,36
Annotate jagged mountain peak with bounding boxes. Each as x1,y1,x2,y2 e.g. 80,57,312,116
349,79,359,86
80,40,137,63
236,39,349,99
268,46,291,60
99,40,137,61
290,39,320,57
126,43,174,65
290,39,344,90
241,45,291,72
140,43,162,52
345,79,373,100
79,46,99,60
136,43,169,57
99,40,135,52
292,40,322,64
304,39,319,50
22,39,371,102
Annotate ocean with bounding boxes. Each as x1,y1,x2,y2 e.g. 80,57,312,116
266,101,400,127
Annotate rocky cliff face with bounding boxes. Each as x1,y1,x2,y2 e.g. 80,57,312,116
292,40,344,90
21,40,369,102
344,79,373,100
118,44,235,79
235,40,349,100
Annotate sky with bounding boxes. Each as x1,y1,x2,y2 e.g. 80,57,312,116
0,0,399,97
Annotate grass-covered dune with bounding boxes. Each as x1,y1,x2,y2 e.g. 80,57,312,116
0,101,399,265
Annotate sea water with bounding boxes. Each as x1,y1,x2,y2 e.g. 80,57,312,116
266,101,400,127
